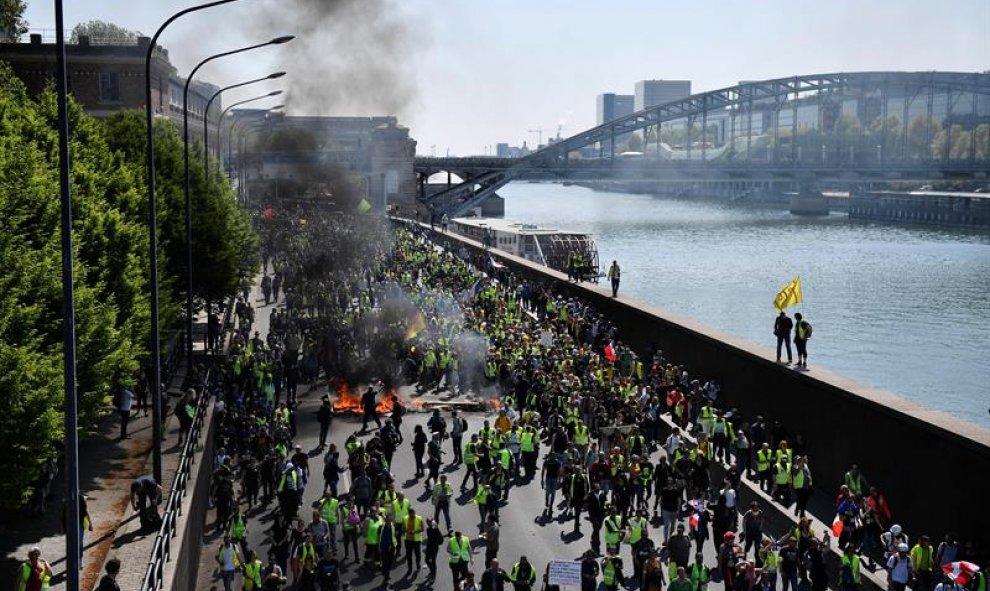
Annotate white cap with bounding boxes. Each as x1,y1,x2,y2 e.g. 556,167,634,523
891,524,902,535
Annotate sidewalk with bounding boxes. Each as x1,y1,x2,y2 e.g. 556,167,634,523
0,340,197,591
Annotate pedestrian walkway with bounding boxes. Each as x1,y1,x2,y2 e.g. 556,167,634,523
0,308,226,591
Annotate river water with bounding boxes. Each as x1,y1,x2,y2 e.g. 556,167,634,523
500,183,990,429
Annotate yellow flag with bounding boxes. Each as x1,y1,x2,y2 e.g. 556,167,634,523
773,277,803,311
357,198,372,213
404,311,426,340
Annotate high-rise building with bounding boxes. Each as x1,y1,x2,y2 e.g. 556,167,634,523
634,79,692,111
596,93,635,125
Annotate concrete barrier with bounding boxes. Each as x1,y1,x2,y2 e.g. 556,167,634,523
411,220,990,559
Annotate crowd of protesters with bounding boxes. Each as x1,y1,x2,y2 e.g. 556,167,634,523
44,208,973,591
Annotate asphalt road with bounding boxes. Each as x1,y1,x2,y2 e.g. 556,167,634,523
194,294,732,591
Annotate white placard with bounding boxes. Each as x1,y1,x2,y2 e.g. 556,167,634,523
547,560,582,586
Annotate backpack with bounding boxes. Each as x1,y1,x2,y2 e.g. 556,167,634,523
802,322,813,339
346,506,361,525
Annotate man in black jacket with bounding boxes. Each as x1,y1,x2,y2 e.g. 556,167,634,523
482,558,510,591
774,311,794,364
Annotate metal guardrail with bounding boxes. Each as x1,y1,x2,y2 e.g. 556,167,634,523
139,298,234,591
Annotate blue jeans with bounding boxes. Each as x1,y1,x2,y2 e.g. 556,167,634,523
780,572,799,591
545,479,558,509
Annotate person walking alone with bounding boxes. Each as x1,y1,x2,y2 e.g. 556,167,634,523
773,311,794,364
608,260,621,298
793,313,812,369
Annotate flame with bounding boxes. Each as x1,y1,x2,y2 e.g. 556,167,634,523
334,382,396,415
409,399,426,412
489,398,502,412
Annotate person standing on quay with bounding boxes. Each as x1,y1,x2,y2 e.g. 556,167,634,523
793,313,812,369
608,260,621,298
774,311,794,364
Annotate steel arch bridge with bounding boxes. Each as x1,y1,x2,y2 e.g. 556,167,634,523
420,71,990,217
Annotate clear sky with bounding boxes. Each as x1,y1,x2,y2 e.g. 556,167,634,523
22,0,990,155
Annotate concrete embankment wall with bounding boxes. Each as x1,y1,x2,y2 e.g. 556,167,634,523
412,220,990,558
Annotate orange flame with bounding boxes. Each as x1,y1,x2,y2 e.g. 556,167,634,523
334,382,396,415
489,398,502,412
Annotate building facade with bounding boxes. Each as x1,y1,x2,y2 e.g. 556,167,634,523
634,79,692,111
0,33,220,135
234,114,418,210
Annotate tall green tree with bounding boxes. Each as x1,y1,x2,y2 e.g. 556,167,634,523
0,64,149,505
0,0,27,42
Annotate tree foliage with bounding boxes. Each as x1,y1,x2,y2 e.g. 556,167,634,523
69,20,142,44
0,0,27,42
0,64,256,506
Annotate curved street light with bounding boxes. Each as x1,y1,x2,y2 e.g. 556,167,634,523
143,0,240,504
181,37,293,370
204,72,286,178
215,90,285,178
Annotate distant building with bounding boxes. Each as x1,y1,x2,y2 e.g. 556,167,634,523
0,32,220,134
596,93,634,125
236,115,418,209
493,141,529,158
634,79,692,111
597,93,635,153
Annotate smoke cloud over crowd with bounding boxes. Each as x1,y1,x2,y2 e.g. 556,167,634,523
251,0,421,117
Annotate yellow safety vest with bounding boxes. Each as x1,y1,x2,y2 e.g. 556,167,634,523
392,498,410,523
405,515,424,542
321,498,339,524
756,450,772,472
464,442,476,464
243,559,263,589
574,425,589,446
366,518,383,544
448,536,470,563
841,554,861,584
774,462,792,485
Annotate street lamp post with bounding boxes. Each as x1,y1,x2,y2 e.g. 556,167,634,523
214,91,284,184
204,73,286,180
181,38,292,375
53,3,80,590
145,0,241,485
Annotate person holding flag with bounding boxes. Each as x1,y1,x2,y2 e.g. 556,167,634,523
773,277,809,367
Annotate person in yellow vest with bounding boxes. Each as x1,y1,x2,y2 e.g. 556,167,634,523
840,543,861,591
759,538,779,590
318,494,340,549
755,443,773,493
772,457,792,506
448,530,474,589
240,549,263,591
228,507,248,553
363,511,384,566
520,427,538,480
390,492,410,553
291,532,318,584
602,551,625,591
688,552,709,591
216,535,242,591
15,547,52,591
433,474,454,532
461,434,481,492
511,555,538,591
604,509,624,554
791,456,813,518
910,535,935,591
404,507,426,573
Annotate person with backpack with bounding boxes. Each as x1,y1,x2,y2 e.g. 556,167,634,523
340,496,362,562
793,313,812,369
15,547,52,591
